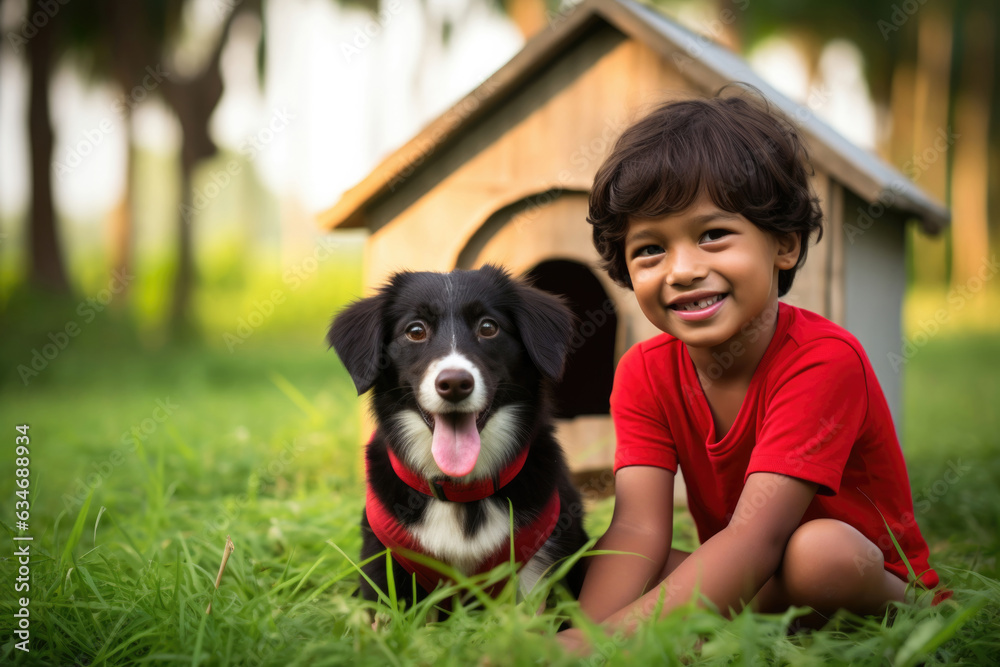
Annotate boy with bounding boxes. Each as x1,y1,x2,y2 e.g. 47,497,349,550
557,91,939,650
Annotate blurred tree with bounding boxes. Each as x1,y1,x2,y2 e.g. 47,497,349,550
25,0,70,293
156,0,263,338
56,1,185,300
948,2,994,288
906,5,952,286
75,0,261,337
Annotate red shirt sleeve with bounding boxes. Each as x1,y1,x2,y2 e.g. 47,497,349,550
746,338,868,495
611,343,678,474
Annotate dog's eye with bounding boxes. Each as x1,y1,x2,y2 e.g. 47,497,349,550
478,319,499,338
404,322,428,341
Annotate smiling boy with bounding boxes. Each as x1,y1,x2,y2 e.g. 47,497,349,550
558,91,939,648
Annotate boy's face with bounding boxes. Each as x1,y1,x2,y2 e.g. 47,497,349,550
624,193,800,351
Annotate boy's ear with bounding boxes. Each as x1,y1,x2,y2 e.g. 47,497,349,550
326,292,388,395
775,232,802,270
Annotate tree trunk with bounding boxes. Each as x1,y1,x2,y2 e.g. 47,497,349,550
888,63,916,172
162,0,259,340
167,102,218,339
106,0,147,301
908,8,953,286
169,161,196,339
950,8,993,288
108,120,136,299
27,0,70,293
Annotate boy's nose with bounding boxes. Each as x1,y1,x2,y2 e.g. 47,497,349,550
665,246,707,285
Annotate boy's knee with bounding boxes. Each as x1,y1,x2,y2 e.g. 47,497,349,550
780,519,882,604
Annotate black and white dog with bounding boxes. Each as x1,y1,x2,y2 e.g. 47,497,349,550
327,264,589,614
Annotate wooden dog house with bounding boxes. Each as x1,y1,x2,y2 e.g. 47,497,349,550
318,0,949,490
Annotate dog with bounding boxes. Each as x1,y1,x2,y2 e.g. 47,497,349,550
327,264,589,619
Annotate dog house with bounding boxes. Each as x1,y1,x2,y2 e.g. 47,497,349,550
318,0,949,494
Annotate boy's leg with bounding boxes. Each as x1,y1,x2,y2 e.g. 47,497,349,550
655,519,907,622
752,518,907,617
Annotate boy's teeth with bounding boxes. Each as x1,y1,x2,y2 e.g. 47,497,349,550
676,294,723,311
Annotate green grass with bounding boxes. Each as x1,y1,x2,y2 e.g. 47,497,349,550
1,280,999,664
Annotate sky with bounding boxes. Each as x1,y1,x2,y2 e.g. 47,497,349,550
0,0,876,236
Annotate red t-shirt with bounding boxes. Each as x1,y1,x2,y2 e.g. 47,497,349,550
611,302,938,588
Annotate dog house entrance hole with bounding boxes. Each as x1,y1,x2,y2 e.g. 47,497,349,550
524,260,616,419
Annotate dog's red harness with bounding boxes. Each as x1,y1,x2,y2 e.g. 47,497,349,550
365,444,561,596
386,446,530,502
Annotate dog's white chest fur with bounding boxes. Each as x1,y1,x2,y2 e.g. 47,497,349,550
407,499,555,598
409,499,510,575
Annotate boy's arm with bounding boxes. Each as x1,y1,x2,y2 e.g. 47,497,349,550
576,465,676,623
599,471,818,636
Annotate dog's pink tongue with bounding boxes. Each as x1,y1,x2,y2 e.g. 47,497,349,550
431,412,481,477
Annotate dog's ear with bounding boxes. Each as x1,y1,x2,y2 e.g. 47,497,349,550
326,292,388,395
512,283,575,381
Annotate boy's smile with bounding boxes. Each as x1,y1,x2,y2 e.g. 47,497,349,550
668,291,728,320
624,193,800,372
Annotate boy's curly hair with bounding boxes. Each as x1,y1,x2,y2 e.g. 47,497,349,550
587,87,824,297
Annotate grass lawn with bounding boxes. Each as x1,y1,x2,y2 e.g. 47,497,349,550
1,279,999,665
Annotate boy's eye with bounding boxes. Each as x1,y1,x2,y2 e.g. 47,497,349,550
635,244,664,258
701,229,731,242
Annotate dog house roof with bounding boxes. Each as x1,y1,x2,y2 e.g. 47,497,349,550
318,0,949,233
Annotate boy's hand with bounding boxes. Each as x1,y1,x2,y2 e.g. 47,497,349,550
600,472,818,632
555,627,592,656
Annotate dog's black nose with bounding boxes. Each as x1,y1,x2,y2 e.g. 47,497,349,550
436,369,474,402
